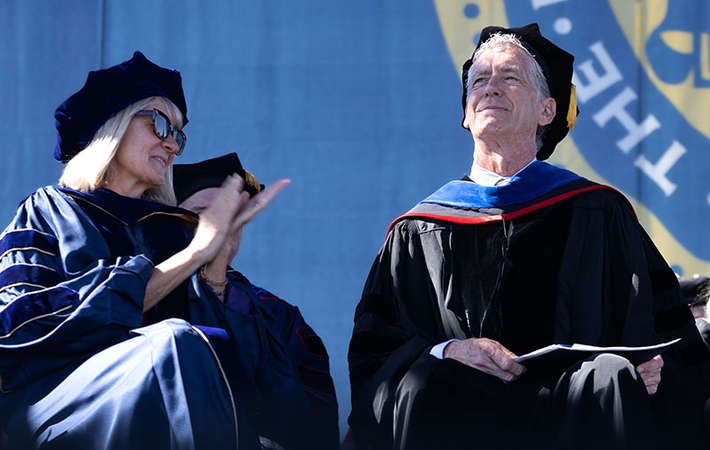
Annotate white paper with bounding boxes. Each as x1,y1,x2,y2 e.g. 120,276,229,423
513,338,681,363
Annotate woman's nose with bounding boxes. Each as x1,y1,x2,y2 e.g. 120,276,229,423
161,135,179,154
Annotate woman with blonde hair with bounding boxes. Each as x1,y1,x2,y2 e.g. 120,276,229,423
0,51,287,449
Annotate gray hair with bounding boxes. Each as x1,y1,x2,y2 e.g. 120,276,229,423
59,96,182,205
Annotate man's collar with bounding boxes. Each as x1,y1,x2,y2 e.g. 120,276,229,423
422,160,585,209
469,158,537,187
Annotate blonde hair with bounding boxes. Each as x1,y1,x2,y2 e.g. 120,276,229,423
59,96,183,205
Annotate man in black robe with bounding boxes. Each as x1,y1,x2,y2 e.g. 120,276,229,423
348,23,708,450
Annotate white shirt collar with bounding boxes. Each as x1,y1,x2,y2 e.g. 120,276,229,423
469,158,536,187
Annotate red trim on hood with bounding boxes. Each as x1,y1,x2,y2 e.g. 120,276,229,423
387,185,632,236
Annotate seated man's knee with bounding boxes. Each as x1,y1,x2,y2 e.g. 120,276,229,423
571,353,641,395
588,353,636,378
589,353,634,367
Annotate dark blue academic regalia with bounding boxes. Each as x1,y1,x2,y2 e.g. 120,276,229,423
0,186,337,450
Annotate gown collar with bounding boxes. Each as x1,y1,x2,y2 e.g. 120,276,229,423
57,187,198,225
421,160,583,209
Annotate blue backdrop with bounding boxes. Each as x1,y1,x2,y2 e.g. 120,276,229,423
3,0,708,438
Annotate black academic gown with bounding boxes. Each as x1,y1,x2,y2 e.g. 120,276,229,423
348,161,708,450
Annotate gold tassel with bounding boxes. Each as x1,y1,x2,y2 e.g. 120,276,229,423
567,84,578,130
244,170,263,193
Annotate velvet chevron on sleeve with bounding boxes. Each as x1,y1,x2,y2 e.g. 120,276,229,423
0,187,244,450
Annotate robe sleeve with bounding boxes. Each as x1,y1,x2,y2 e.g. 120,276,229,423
348,220,445,445
555,189,701,353
187,268,341,449
251,285,340,450
0,187,154,391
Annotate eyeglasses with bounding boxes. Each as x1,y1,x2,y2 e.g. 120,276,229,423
134,109,186,155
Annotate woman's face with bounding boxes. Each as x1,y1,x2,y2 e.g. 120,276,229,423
107,99,182,198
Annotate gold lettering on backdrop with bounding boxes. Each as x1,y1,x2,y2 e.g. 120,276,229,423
701,32,710,80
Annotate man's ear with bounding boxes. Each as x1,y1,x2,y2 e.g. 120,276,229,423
538,97,556,126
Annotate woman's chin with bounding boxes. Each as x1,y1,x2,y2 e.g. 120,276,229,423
141,176,165,194
149,167,168,186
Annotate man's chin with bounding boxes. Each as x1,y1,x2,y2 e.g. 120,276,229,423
473,122,506,137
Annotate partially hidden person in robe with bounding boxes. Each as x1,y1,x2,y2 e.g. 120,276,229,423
680,276,710,320
0,52,291,449
347,23,710,450
682,276,710,366
680,277,710,427
166,153,339,450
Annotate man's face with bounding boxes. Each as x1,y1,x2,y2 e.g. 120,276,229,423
462,45,555,144
179,187,219,214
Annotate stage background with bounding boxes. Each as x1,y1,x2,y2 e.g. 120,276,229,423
2,0,708,438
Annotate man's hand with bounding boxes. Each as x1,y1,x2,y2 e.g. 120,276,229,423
443,338,526,382
636,354,663,395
